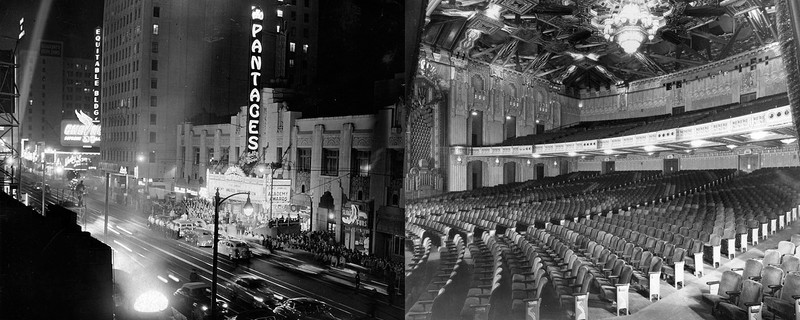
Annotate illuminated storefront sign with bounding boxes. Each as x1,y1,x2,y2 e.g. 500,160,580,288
52,152,98,171
61,110,101,147
93,26,101,124
247,6,263,152
342,203,369,228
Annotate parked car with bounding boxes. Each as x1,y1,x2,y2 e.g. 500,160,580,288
218,239,252,260
226,274,283,308
273,298,339,320
172,282,229,320
170,219,197,237
185,229,215,247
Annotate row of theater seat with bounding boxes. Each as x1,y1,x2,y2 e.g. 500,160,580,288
407,235,467,320
406,168,800,318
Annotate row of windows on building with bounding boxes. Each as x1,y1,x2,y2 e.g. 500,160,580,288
104,60,140,91
275,10,312,23
102,149,155,163
105,131,158,144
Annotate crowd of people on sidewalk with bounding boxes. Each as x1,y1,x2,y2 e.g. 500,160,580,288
260,231,403,286
183,198,214,221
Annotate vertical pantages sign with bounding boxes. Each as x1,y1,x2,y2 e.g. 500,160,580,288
247,7,264,152
93,27,102,124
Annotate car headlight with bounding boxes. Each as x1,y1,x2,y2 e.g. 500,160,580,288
222,302,228,308
201,305,208,311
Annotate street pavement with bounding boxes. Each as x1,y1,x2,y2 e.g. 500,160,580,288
19,172,402,320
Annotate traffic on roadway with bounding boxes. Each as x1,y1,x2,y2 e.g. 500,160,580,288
20,172,402,320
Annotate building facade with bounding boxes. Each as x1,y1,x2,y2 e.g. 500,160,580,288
99,0,318,190
176,88,405,258
19,41,66,149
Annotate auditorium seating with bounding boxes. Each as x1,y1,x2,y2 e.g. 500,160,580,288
406,166,800,318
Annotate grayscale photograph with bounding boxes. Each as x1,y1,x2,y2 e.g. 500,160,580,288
0,0,407,319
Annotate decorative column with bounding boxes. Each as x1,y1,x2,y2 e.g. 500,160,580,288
199,130,208,185
176,125,183,187
486,158,503,187
337,123,354,242
184,126,193,185
448,155,467,192
213,129,222,164
311,124,324,232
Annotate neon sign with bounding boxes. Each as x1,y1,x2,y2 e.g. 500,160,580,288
247,6,263,152
61,110,101,147
93,27,101,124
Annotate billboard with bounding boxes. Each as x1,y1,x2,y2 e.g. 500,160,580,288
61,110,101,147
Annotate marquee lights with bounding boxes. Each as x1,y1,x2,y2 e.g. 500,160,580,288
93,27,102,124
247,6,264,152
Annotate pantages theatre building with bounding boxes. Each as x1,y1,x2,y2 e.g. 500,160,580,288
174,88,406,259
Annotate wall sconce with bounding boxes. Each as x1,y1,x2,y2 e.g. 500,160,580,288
495,158,500,164
471,110,479,116
526,160,531,165
456,156,462,162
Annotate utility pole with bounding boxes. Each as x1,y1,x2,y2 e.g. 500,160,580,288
41,161,45,215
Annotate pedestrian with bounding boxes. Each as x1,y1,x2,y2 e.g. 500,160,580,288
189,268,200,282
386,270,395,305
354,271,360,293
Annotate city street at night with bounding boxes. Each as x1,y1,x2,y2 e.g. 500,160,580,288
20,172,401,320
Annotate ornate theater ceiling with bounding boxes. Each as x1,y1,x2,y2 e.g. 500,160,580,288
422,0,778,89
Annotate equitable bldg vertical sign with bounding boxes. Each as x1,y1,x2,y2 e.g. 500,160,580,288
93,27,101,124
247,7,263,152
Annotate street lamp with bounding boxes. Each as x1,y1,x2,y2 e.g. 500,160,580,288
211,188,253,319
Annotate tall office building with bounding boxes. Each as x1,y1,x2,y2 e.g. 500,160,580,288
19,41,65,149
98,0,318,185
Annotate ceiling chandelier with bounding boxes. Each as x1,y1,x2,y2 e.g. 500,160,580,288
592,0,674,54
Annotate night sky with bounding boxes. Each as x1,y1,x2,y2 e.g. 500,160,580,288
0,0,406,118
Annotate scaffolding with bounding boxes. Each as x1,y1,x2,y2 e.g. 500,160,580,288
0,18,24,199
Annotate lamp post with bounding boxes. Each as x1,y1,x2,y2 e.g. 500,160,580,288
211,188,253,319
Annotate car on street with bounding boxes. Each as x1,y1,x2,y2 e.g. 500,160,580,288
272,298,339,320
226,274,283,309
218,239,252,260
245,241,271,257
172,282,229,320
34,182,50,192
185,228,215,247
226,309,287,320
270,254,324,275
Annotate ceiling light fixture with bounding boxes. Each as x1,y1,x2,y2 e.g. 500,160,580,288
592,0,672,54
749,131,772,140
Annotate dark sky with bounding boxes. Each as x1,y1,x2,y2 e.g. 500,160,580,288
0,0,406,116
0,0,104,57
